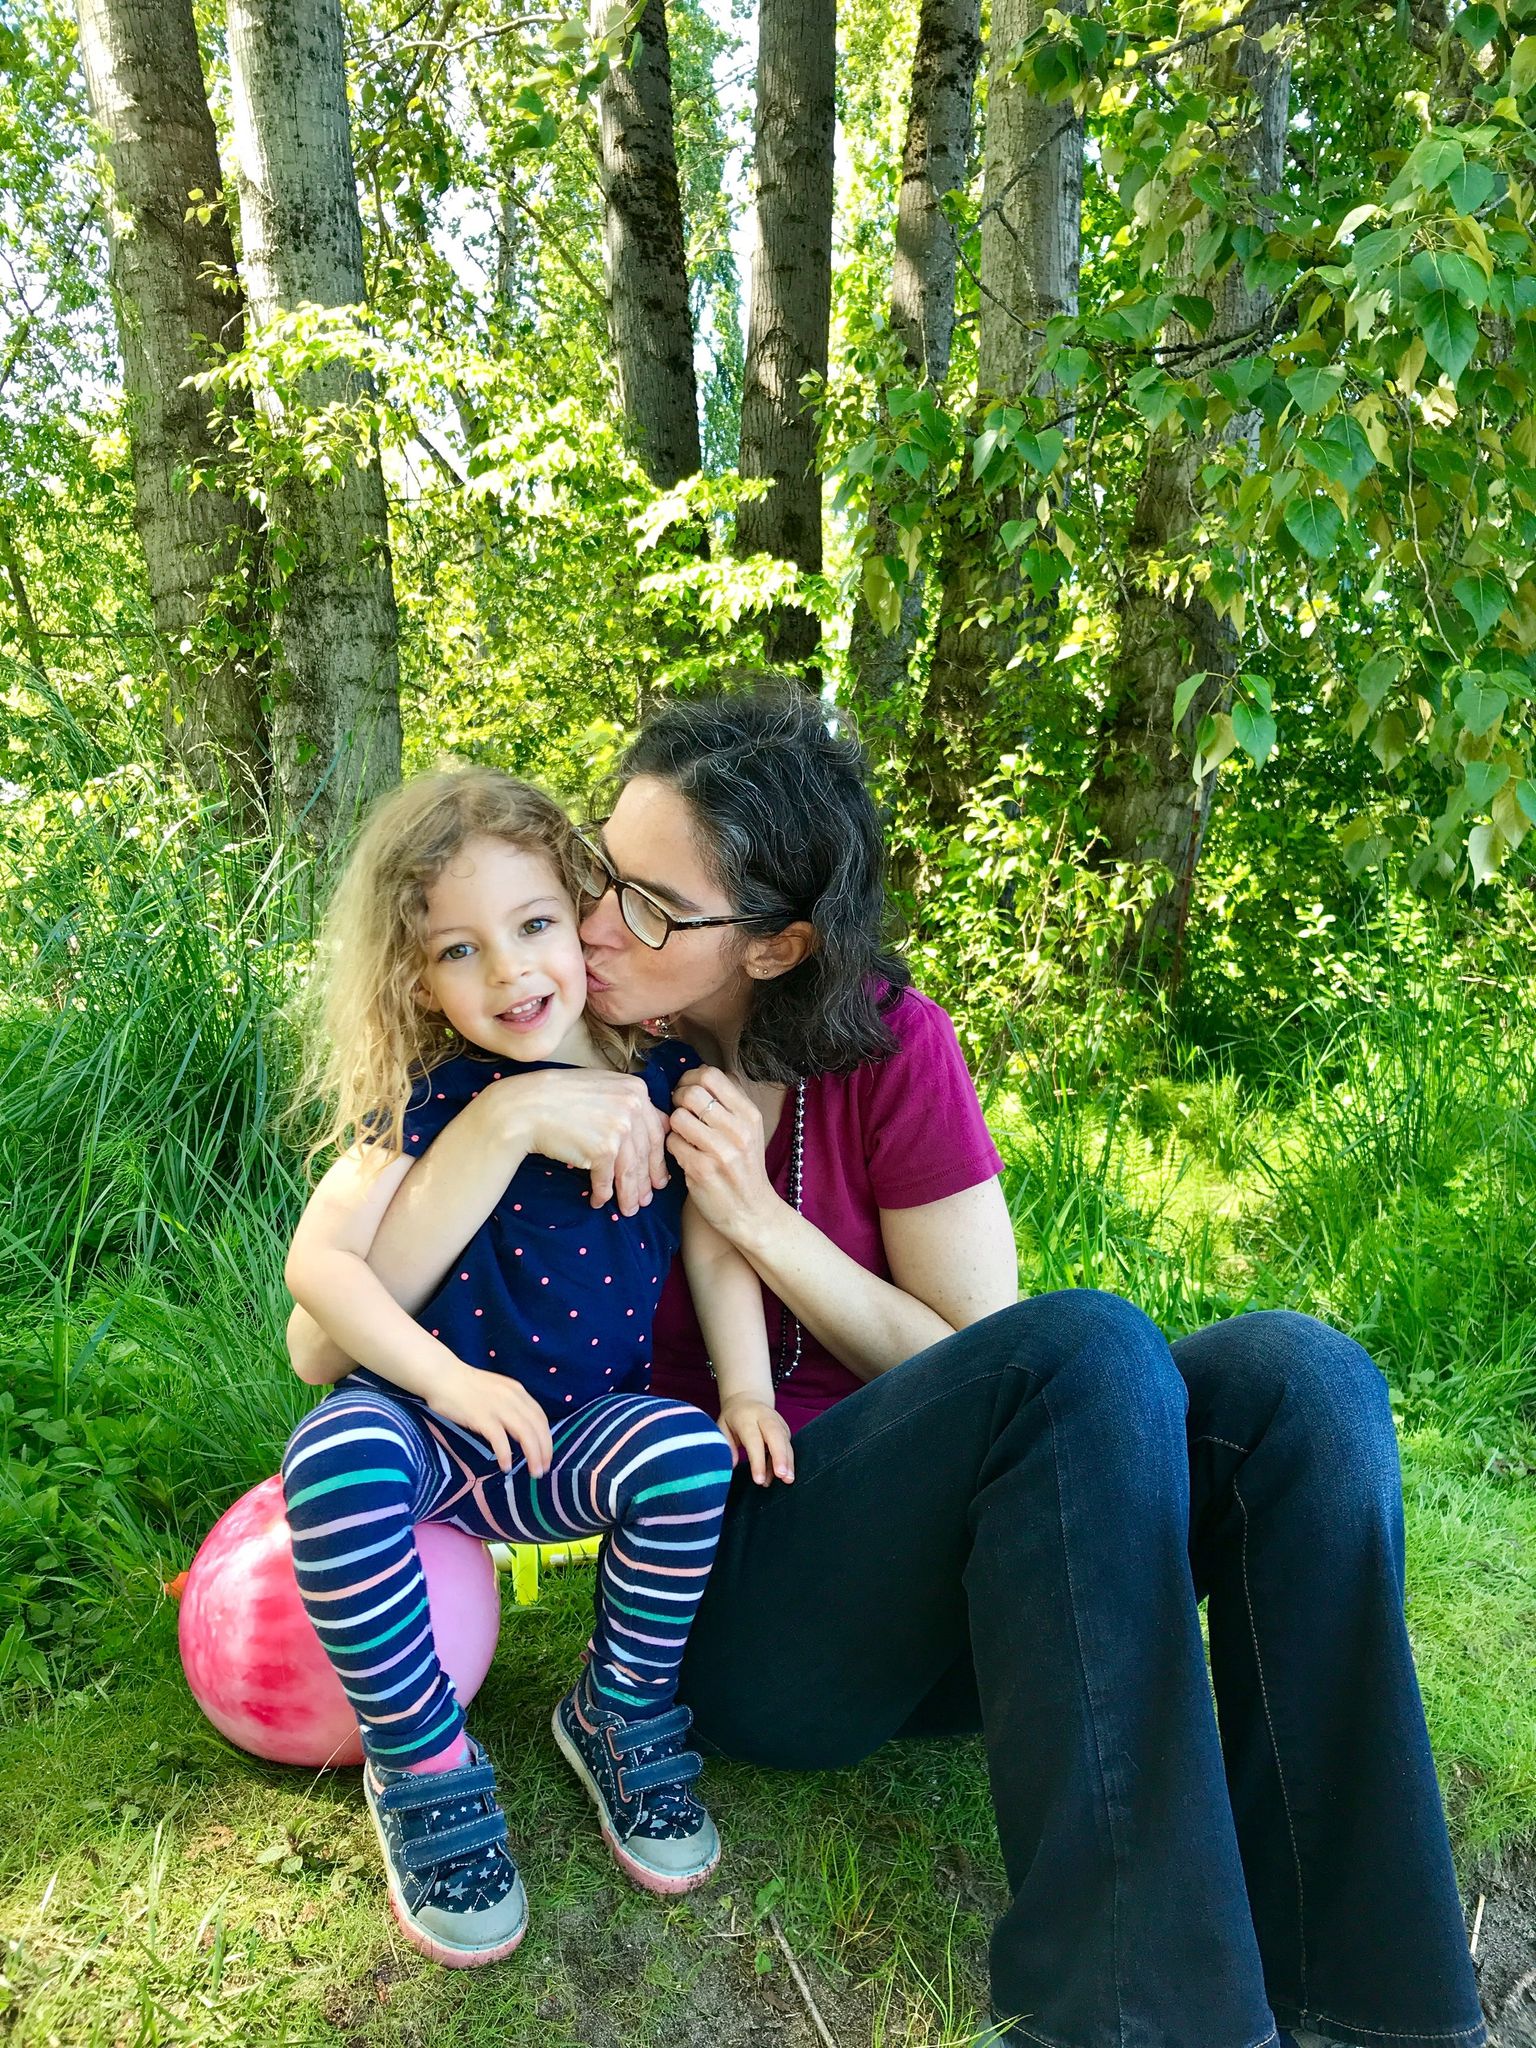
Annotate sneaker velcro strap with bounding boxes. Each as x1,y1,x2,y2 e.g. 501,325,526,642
611,1706,691,1755
619,1747,702,1795
398,1808,509,1875
380,1762,498,1813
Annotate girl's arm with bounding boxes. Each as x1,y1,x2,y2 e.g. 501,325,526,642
285,1068,672,1384
681,1203,793,1486
285,1144,554,1474
668,1071,1018,1383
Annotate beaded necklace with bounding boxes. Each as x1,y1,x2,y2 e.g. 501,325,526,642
700,1076,806,1389
772,1078,806,1386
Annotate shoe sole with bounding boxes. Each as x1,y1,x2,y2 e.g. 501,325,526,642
364,1785,528,1968
551,1703,721,1896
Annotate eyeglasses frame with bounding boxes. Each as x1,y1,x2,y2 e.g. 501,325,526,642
571,827,762,952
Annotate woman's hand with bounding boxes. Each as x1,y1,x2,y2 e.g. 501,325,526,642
666,1067,782,1247
718,1396,795,1487
431,1361,554,1476
489,1067,670,1214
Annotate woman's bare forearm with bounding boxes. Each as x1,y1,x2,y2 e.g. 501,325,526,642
730,1202,953,1381
732,1180,1018,1383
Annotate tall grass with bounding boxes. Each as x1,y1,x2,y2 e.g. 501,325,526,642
1,749,317,1692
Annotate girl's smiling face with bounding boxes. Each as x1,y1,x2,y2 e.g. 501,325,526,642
418,835,595,1064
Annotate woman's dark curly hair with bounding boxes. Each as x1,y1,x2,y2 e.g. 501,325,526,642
617,686,910,1082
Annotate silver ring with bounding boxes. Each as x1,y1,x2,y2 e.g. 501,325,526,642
697,1091,717,1121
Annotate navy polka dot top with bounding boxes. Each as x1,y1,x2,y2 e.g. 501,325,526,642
398,1040,695,1422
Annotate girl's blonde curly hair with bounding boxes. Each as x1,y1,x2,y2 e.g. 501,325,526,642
296,766,634,1166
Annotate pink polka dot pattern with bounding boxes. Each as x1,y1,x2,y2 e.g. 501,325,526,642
395,1037,697,1422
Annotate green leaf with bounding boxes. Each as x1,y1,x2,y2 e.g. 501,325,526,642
1452,575,1512,637
1171,294,1215,335
1414,290,1478,380
1334,202,1383,244
1464,759,1510,807
1517,780,1536,826
1051,346,1094,390
1016,428,1065,474
1357,653,1402,711
1511,37,1536,93
1467,822,1503,886
1232,700,1277,765
1171,672,1208,727
892,442,929,481
1126,367,1181,427
1283,493,1344,561
1453,3,1501,48
1405,137,1466,192
1284,367,1347,415
1077,15,1108,62
1454,673,1509,731
971,428,1001,481
998,519,1035,551
1299,417,1376,490
1409,248,1489,307
1447,161,1497,214
1350,227,1411,280
861,555,901,637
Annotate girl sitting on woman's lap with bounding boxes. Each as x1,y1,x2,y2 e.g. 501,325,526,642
281,768,790,1968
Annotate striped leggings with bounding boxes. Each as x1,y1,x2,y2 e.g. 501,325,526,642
280,1375,734,1767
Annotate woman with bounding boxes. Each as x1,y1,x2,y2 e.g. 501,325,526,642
288,691,1483,2048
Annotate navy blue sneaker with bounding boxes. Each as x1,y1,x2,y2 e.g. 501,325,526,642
362,1734,528,1966
552,1676,720,1893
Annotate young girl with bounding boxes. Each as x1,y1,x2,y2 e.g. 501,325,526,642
280,767,792,1969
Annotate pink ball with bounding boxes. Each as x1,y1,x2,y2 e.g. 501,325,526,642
178,1475,501,1767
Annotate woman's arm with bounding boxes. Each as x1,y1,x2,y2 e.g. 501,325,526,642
740,1181,1016,1382
668,1073,1018,1383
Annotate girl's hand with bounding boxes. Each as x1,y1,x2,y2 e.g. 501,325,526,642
718,1396,795,1487
488,1068,670,1215
666,1067,781,1247
433,1362,554,1476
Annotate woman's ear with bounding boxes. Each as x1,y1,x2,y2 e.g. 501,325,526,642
742,921,816,983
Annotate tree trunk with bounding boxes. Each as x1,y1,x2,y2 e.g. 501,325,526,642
1091,19,1292,978
0,512,49,677
847,0,980,711
592,0,702,488
226,0,402,840
73,0,268,805
917,0,1082,828
735,0,834,671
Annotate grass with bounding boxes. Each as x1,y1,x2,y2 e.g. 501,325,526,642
3,764,1535,2043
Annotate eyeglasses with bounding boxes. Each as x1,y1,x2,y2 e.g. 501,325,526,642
570,827,762,952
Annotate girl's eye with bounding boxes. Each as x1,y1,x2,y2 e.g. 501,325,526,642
439,942,473,962
522,916,555,935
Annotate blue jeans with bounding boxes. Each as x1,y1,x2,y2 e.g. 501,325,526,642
676,1295,1486,2048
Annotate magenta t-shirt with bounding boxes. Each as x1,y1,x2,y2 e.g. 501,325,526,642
650,985,1005,1435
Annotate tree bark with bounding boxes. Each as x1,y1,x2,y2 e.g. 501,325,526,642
0,512,48,677
1091,17,1292,978
735,0,835,670
847,0,980,711
592,0,702,488
226,0,402,840
917,0,1082,829
73,0,268,804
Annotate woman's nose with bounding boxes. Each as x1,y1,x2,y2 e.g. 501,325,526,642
580,889,624,948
